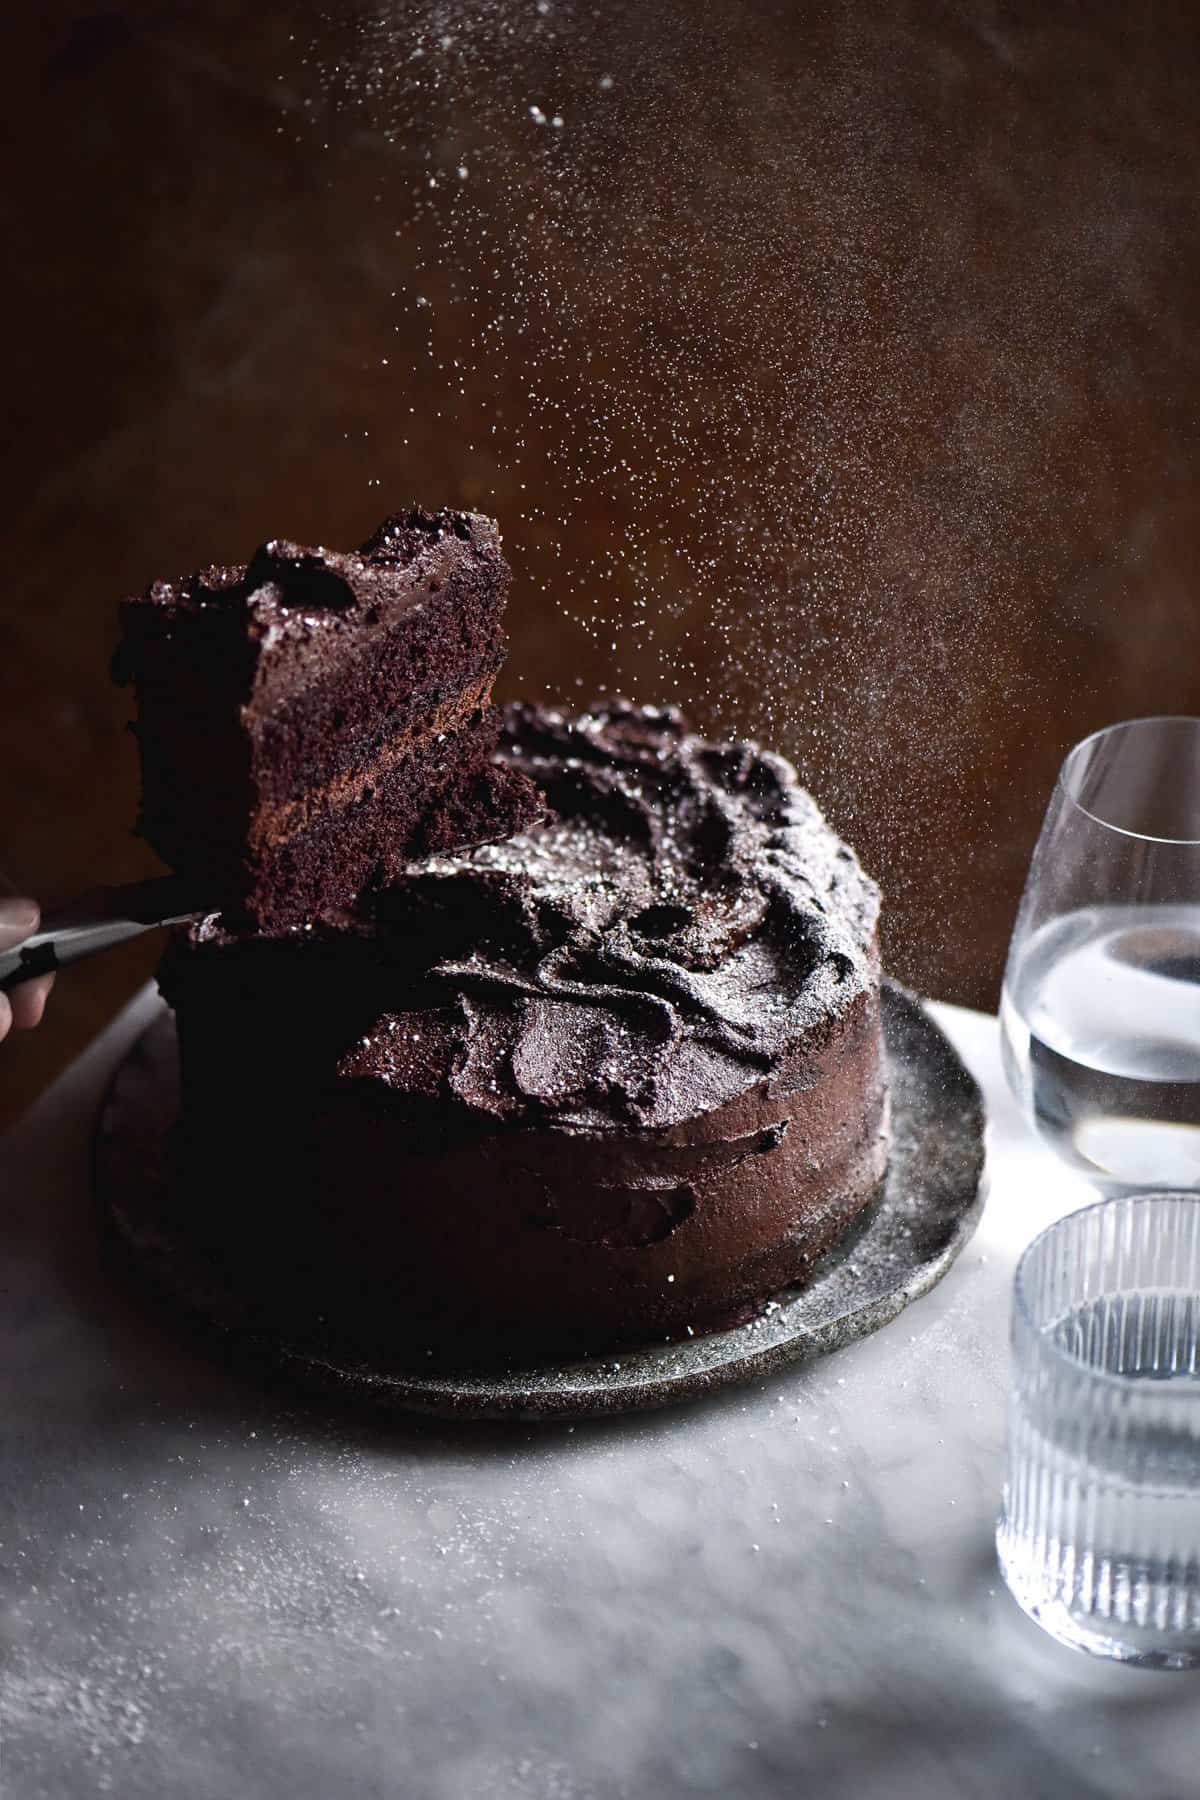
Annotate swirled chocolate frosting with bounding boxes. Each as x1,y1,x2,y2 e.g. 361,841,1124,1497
341,699,880,1133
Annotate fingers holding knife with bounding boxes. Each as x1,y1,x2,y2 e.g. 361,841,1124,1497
0,897,55,1043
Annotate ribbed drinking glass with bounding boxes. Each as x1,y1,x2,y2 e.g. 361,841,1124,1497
998,1192,1200,1668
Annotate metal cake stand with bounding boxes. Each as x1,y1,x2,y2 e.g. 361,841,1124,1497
95,981,986,1421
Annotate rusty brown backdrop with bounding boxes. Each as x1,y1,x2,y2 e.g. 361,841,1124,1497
3,1,1198,1125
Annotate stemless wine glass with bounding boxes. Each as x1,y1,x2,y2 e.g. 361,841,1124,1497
1000,717,1200,1193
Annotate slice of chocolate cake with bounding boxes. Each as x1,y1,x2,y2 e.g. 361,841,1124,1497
113,510,544,926
159,700,889,1363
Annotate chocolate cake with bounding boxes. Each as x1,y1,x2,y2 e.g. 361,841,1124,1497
112,510,544,927
160,700,889,1361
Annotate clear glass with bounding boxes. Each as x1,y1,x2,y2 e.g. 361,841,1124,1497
1000,717,1200,1192
997,1192,1200,1668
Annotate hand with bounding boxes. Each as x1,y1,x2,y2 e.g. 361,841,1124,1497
0,898,54,1043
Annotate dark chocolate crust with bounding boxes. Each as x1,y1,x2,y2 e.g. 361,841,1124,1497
162,701,888,1360
113,510,543,925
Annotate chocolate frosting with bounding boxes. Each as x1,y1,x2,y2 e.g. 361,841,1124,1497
112,508,504,707
124,507,490,618
340,700,881,1134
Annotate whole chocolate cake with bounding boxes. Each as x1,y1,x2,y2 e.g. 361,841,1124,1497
113,510,543,927
160,700,888,1361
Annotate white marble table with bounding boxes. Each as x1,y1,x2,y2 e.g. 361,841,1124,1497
2,989,1198,1799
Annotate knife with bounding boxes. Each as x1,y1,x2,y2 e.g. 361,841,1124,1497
0,877,208,993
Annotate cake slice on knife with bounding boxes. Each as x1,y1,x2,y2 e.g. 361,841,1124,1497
112,509,544,927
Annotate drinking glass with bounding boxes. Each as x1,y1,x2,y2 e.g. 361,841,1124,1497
1000,716,1200,1192
997,1192,1200,1668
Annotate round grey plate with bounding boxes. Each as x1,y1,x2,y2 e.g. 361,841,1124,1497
96,982,985,1421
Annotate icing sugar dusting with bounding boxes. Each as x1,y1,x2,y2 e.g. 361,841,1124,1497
300,2,1179,987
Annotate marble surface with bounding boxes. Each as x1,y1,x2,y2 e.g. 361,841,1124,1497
2,989,1198,1799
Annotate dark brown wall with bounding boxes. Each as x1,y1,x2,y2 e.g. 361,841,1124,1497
3,1,1198,1125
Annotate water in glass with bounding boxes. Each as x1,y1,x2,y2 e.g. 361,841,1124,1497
1001,902,1200,1188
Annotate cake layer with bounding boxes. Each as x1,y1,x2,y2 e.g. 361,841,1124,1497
235,703,545,932
244,672,495,850
161,701,888,1360
114,509,541,923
